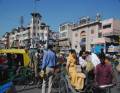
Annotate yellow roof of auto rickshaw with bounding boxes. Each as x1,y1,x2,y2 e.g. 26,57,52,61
0,49,27,54
0,49,30,66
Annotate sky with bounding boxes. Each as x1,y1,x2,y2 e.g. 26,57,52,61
0,0,120,37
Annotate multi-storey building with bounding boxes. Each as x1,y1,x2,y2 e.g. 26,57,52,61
102,18,120,54
9,27,30,48
72,14,102,54
59,14,120,55
0,37,5,49
59,22,73,53
1,12,51,49
49,31,59,52
30,12,49,48
1,32,10,48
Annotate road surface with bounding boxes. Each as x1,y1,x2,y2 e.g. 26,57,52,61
15,70,120,93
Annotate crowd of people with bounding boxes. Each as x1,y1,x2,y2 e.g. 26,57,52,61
29,45,57,93
29,45,120,93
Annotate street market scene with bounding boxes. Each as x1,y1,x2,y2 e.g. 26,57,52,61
0,0,120,93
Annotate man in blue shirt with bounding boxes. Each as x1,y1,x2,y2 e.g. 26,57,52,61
41,48,56,70
41,45,57,93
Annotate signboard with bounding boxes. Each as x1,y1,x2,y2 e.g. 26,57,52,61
108,45,119,52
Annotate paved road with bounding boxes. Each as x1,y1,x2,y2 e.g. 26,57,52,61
15,70,120,93
111,71,120,93
16,85,41,93
16,87,120,93
15,83,120,93
17,88,41,93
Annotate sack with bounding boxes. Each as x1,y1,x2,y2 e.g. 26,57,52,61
86,61,94,72
116,64,120,72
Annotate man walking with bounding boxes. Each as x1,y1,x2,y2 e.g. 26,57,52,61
34,49,41,77
41,45,57,93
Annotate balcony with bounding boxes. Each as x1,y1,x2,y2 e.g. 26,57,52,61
91,38,105,44
102,29,120,37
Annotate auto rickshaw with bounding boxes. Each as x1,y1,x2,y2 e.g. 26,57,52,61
0,49,30,66
0,49,31,93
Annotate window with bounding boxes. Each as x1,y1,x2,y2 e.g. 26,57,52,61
41,33,44,38
80,31,86,36
91,38,93,42
33,26,36,30
12,37,14,40
91,29,94,34
38,26,39,30
41,26,45,30
98,33,102,38
37,33,39,36
75,45,77,48
103,24,111,29
98,24,102,30
60,25,66,31
81,38,86,42
75,33,78,37
62,33,64,37
45,33,48,36
33,32,36,36
16,35,19,39
60,32,67,37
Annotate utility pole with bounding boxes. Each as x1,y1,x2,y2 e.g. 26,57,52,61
33,0,40,12
6,32,10,49
20,16,24,28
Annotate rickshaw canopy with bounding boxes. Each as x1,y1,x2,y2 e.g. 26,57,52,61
0,49,30,66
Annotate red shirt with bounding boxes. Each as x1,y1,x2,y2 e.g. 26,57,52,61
95,63,113,86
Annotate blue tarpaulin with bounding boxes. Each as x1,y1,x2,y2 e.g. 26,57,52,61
0,82,13,93
92,45,104,54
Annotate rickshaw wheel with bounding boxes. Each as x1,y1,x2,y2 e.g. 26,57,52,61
50,73,69,93
13,66,34,85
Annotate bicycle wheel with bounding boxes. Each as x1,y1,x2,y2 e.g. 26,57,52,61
51,73,69,93
50,73,60,93
58,76,69,93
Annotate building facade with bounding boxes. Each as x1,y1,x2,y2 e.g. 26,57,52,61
59,23,73,53
72,15,102,54
49,31,59,52
1,12,51,49
30,12,49,49
102,18,120,54
0,37,5,49
59,14,120,55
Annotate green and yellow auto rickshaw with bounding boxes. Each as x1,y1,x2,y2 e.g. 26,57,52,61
0,49,31,93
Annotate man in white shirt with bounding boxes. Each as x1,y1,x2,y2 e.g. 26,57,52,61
85,51,100,68
79,57,86,68
78,51,86,72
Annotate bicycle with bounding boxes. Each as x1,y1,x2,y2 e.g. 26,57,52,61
50,70,69,93
98,83,115,93
36,63,69,93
